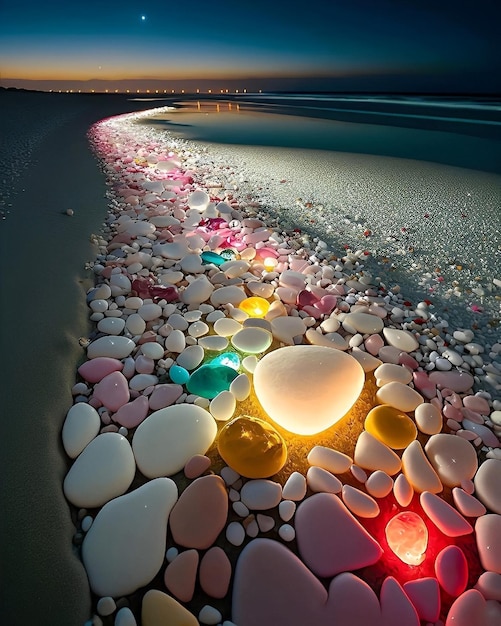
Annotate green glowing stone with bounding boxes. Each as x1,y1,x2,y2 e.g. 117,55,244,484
186,363,239,399
201,251,226,266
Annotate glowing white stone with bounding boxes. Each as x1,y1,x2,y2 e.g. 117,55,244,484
385,511,428,566
253,345,365,435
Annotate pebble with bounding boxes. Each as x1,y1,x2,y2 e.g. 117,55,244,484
341,484,380,518
306,466,343,494
435,545,468,597
199,547,232,599
226,521,246,546
282,471,307,501
62,402,101,459
414,402,443,435
307,445,353,474
382,327,419,352
380,577,420,626
142,589,198,626
240,479,282,510
164,549,199,602
401,440,443,494
82,478,178,597
420,491,473,537
403,578,441,623
364,404,417,449
365,470,394,498
375,381,424,412
425,433,478,487
87,336,136,359
354,431,402,475
474,458,501,514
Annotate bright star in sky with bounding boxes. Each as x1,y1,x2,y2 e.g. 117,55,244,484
141,15,146,21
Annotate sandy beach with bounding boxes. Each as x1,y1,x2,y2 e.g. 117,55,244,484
2,95,500,626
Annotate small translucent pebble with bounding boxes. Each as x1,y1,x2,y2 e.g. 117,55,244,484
366,470,394,498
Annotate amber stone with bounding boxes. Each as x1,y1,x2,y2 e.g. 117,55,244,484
217,415,287,479
364,404,417,449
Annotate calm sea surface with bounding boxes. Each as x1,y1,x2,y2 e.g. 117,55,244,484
0,91,499,625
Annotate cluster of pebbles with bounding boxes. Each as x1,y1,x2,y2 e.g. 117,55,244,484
63,108,501,626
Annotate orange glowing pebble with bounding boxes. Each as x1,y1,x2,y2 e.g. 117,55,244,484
238,296,270,318
385,511,428,565
364,404,417,449
217,415,287,479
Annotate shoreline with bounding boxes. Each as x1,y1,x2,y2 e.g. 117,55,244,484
62,107,501,624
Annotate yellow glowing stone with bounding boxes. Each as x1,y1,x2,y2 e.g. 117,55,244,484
364,404,417,449
385,511,428,566
217,415,287,478
238,296,270,318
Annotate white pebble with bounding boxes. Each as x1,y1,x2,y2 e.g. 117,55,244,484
226,521,245,546
278,524,296,542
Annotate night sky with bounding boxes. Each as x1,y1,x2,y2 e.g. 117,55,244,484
1,0,500,93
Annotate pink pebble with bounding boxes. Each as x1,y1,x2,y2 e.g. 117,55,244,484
452,488,486,518
403,578,441,623
314,295,338,314
398,353,419,370
443,403,463,421
420,491,473,537
380,576,420,626
199,546,232,599
134,355,155,374
148,384,183,411
447,419,461,431
445,589,487,626
113,395,149,428
365,333,384,356
463,395,490,414
448,393,463,409
93,371,130,412
164,549,199,602
184,454,211,479
377,346,402,364
78,357,124,383
412,371,437,399
435,545,468,597
461,407,484,424
429,370,474,393
457,429,478,441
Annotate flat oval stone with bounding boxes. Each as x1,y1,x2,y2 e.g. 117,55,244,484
307,446,353,474
176,345,204,371
97,317,125,335
240,479,282,510
403,578,441,623
93,371,130,412
187,363,239,399
364,405,417,449
452,488,487,518
445,589,489,626
282,472,307,501
475,514,501,574
62,402,101,459
140,342,165,360
78,357,124,383
210,285,247,307
401,440,443,494
181,275,214,305
474,459,501,514
213,317,242,337
164,549,199,602
198,335,229,352
229,373,251,401
169,475,228,549
393,474,414,507
420,491,473,537
341,485,380,518
63,433,135,508
231,327,273,354
148,383,184,411
429,370,474,393
354,431,402,475
199,547,232,599
209,390,236,421
374,363,413,387
87,336,136,359
132,404,217,478
382,327,419,352
306,466,343,494
343,312,384,334
253,345,365,436
295,492,383,577
414,402,443,435
380,577,419,626
82,478,178,597
425,433,478,488
435,545,468,597
475,571,501,601
113,395,149,428
271,316,307,345
142,589,198,626
125,313,146,336
184,454,211,479
375,382,424,412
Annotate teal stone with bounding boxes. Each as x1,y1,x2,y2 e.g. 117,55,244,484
169,365,190,384
201,251,226,266
186,363,239,399
211,351,241,370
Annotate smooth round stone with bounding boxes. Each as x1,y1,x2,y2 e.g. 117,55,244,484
414,402,443,435
229,373,251,401
364,404,417,449
306,466,343,494
97,317,125,335
401,440,443,494
77,357,123,383
231,327,272,354
115,607,136,626
403,578,441,623
425,433,478,488
141,342,165,360
135,355,154,374
238,296,270,318
169,365,190,384
93,371,130,412
187,363,239,399
176,345,204,371
282,472,307,501
382,327,419,352
114,394,149,428
476,514,501,574
376,382,424,412
435,545,468,597
393,474,414,507
342,312,384,334
188,321,209,338
307,446,352,474
279,499,296,522
62,402,101,458
253,345,364,436
182,275,215,305
164,549,199,602
142,589,198,626
199,547,232,599
452,487,487,518
165,329,186,353
233,539,382,626
475,572,501,601
82,478,178,597
218,260,250,279
124,296,143,310
445,589,490,626
169,475,228,549
272,317,307,345
126,313,147,336
380,577,420,626
385,512,428,566
184,454,211,479
217,415,287,478
474,458,501,514
295,493,383,577
240,479,282,510
90,298,108,313
132,404,217,478
365,470,393,498
210,285,247,307
198,605,222,625
129,373,158,391
226,521,246,546
420,491,473,537
354,431,402,475
210,391,236,421
374,363,413,387
351,347,382,373
63,433,136,508
138,303,162,322
87,336,136,359
213,317,243,337
341,485,380,518
188,190,210,211
429,370,474,393
198,335,229,352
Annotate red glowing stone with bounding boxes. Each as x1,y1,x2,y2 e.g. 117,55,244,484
385,511,428,566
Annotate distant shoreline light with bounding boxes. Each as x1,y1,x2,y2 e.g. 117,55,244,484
44,88,259,95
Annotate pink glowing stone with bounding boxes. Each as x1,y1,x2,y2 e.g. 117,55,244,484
385,511,428,566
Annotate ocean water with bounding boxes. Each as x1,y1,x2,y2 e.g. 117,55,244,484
0,90,499,625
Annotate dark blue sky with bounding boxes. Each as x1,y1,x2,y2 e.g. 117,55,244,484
1,0,500,92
